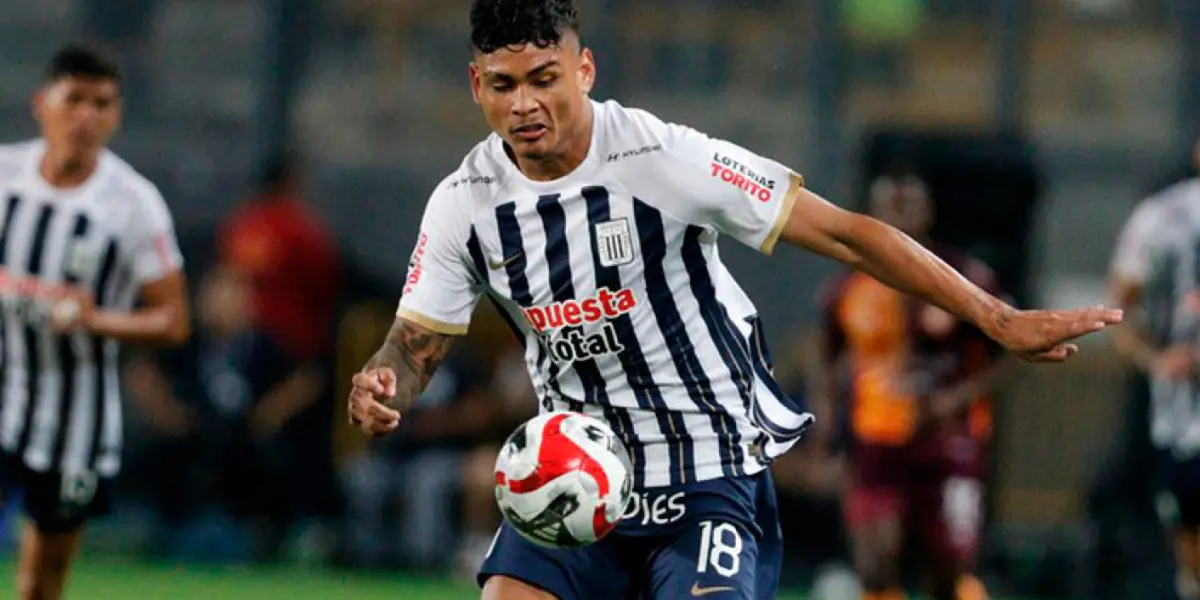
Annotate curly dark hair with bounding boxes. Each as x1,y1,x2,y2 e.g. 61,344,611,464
470,0,580,54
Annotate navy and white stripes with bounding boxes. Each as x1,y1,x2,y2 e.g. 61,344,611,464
466,186,809,488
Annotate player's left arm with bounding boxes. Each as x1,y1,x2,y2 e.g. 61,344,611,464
67,191,190,346
777,191,1120,361
650,123,1120,362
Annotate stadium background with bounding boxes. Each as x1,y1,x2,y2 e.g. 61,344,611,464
0,0,1198,598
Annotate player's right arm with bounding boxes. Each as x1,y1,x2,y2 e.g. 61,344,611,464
348,183,481,437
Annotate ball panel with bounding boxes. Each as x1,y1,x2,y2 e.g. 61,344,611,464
494,411,635,549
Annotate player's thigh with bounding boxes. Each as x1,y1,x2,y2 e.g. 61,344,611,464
478,522,630,600
644,519,759,600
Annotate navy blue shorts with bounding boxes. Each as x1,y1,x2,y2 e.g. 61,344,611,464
0,453,113,534
478,470,782,600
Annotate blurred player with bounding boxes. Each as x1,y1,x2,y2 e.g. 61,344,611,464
1110,135,1200,600
347,2,1121,599
0,45,189,599
814,173,1004,600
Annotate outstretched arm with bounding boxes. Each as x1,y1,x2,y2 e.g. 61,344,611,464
779,188,1122,361
348,316,456,436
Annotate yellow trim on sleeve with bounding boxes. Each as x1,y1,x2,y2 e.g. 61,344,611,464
759,171,804,256
396,307,470,336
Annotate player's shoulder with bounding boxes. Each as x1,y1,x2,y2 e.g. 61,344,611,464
594,99,698,157
0,139,41,180
1139,178,1200,220
419,139,507,231
99,149,163,203
96,150,174,226
434,139,504,203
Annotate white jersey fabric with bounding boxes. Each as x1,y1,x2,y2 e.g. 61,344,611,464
398,100,814,488
1112,178,1200,457
0,139,183,477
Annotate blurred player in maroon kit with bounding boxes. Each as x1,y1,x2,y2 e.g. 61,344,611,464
812,173,1007,600
218,154,342,362
218,154,344,538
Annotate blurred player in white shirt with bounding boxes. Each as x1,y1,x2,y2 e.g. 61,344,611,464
1110,135,1200,599
0,45,189,600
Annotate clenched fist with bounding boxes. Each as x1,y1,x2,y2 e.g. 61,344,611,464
348,367,401,437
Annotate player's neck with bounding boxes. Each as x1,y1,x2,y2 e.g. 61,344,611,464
515,107,594,182
39,150,99,189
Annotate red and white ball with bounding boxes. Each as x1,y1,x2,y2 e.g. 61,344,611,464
494,411,634,549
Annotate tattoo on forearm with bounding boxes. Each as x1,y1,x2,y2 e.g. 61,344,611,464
367,320,454,412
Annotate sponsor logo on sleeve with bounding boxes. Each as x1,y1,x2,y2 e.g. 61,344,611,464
448,174,497,189
710,152,777,202
403,232,429,296
605,144,663,163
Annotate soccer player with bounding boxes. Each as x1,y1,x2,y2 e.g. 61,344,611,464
814,172,1004,600
1110,135,1200,600
0,45,189,599
347,2,1122,598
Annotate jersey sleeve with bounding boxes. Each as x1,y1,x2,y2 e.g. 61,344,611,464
395,186,481,336
128,187,184,285
1111,200,1166,284
648,123,805,255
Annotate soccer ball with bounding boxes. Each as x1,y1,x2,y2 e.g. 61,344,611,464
494,411,634,549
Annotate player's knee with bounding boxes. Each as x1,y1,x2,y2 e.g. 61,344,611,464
480,575,560,600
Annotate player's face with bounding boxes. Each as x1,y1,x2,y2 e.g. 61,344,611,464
34,76,121,162
470,34,596,162
869,176,933,237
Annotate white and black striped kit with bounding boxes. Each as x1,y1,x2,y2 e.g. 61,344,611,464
0,140,183,478
399,101,814,489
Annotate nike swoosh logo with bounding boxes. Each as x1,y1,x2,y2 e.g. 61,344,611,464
488,252,523,270
690,582,737,597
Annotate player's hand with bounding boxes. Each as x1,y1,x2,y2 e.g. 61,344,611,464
348,367,401,437
989,305,1123,363
50,287,96,334
1154,344,1197,381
